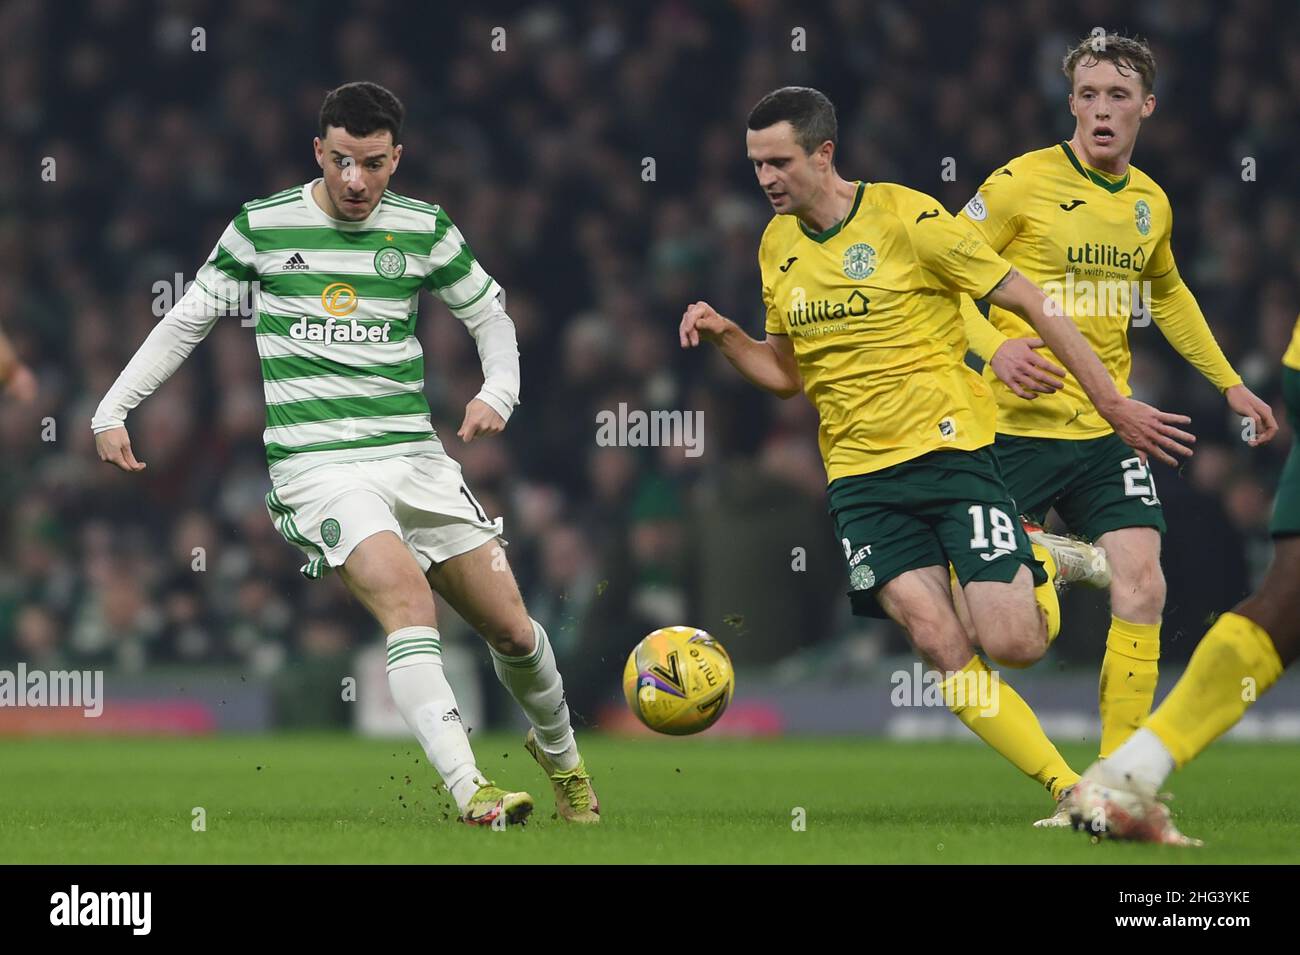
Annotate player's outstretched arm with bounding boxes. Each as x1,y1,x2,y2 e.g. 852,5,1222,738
455,292,520,442
680,300,801,399
961,292,1063,400
985,268,1195,466
1147,272,1279,446
92,264,228,471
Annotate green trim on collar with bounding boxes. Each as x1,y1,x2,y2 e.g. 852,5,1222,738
1060,142,1130,193
799,181,866,242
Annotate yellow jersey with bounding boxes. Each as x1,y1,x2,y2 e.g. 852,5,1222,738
761,181,1011,481
1285,313,1300,372
959,143,1240,439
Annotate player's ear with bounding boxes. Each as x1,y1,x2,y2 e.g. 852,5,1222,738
1140,94,1156,119
1067,93,1077,118
391,143,402,174
818,140,834,171
313,136,324,169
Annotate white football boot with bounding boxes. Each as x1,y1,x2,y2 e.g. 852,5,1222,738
1066,761,1202,847
1024,522,1111,590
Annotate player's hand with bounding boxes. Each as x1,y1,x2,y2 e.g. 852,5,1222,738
1101,398,1195,468
2,362,37,403
1224,383,1278,447
680,301,731,348
95,426,147,472
988,338,1065,400
457,398,505,442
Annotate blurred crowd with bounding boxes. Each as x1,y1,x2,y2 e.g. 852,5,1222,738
1,0,1297,718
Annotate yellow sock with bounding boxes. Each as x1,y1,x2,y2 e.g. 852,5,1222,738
942,656,1078,799
1098,616,1160,757
1030,543,1061,644
1146,612,1284,767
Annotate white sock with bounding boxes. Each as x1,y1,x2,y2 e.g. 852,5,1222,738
386,626,485,812
1101,727,1176,794
491,618,579,771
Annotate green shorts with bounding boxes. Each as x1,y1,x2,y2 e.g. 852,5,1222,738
991,431,1166,541
1270,367,1300,537
828,446,1047,619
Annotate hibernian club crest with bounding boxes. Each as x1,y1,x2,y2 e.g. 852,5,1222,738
850,563,876,590
843,242,877,280
1134,200,1151,236
374,246,407,279
321,518,341,547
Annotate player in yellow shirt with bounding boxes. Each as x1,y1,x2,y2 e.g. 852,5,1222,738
680,86,1194,806
959,33,1278,777
1068,315,1300,845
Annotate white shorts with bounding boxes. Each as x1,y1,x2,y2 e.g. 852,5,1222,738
264,451,504,579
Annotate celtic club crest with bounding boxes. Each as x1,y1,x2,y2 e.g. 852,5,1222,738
374,246,406,278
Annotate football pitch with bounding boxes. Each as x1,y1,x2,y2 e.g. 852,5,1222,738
1,734,1297,864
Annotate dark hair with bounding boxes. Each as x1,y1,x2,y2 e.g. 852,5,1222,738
1062,33,1157,95
319,81,405,140
746,86,837,155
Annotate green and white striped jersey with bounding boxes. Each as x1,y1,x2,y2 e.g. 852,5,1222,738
199,180,500,482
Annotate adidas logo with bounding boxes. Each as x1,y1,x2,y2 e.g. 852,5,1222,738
281,252,309,271
442,707,461,723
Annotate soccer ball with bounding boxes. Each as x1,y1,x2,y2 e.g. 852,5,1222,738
622,626,734,735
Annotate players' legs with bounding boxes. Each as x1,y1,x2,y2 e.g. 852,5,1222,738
878,565,976,671
1097,526,1165,624
962,564,1049,669
1094,526,1164,756
337,529,439,631
336,530,491,814
1114,535,1300,787
1070,538,1299,841
1231,536,1300,665
427,539,582,771
880,566,1076,799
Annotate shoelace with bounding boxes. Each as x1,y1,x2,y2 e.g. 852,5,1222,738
555,769,593,812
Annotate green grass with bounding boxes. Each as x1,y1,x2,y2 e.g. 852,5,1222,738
0,734,1296,863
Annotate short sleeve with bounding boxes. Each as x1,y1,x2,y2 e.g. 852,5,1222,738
957,164,1025,253
763,280,784,335
904,196,1011,299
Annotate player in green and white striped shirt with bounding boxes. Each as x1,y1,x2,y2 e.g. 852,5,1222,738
93,82,598,827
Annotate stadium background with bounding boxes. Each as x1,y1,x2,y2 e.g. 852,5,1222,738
1,0,1298,734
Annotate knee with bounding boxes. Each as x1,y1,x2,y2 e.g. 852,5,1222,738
486,616,537,657
393,596,437,630
983,611,1048,669
985,638,1046,669
1111,560,1166,622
